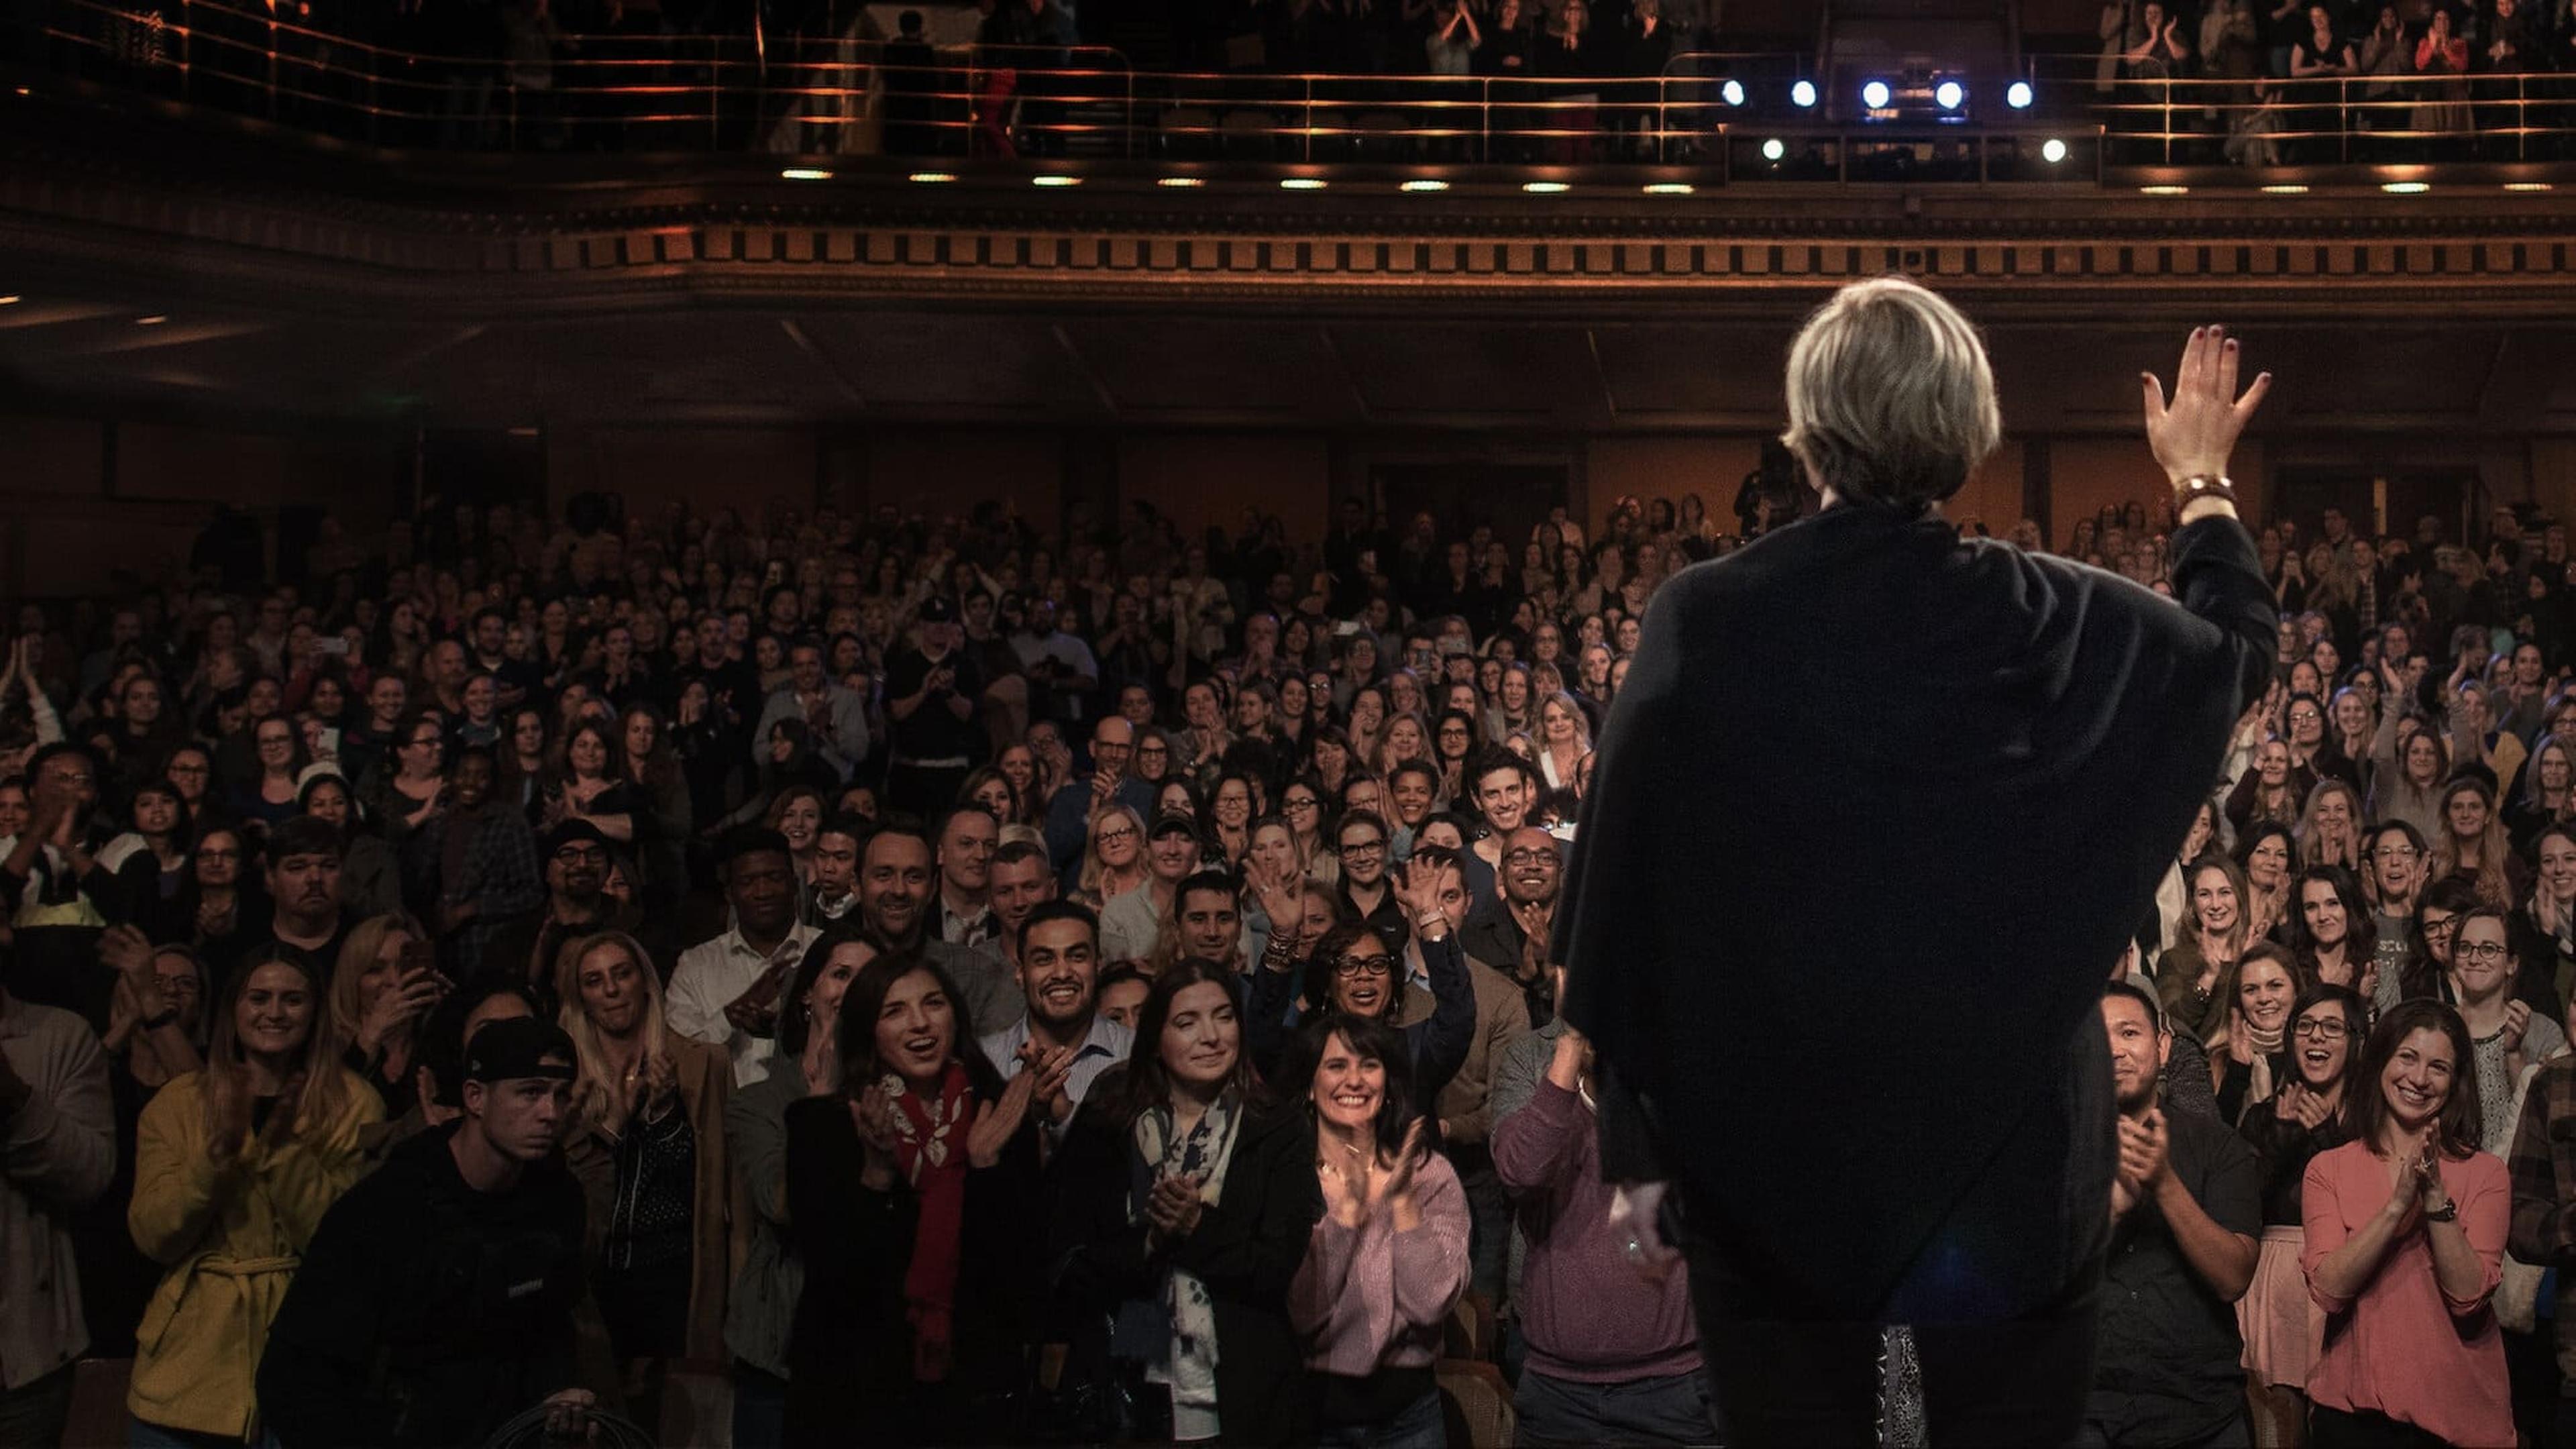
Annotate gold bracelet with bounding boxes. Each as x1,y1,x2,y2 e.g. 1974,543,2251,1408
2174,474,2238,509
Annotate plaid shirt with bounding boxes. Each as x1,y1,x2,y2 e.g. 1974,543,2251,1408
406,806,544,981
2507,1055,2576,1268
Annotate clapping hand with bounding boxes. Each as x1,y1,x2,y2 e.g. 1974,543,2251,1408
1015,1038,1077,1124
1145,1173,1204,1244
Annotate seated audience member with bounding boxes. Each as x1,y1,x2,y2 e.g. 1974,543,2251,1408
1163,867,1249,975
668,828,821,1087
2303,1001,2512,1448
2448,907,2565,1154
2236,984,2364,1449
1490,963,1715,1448
295,771,402,919
727,932,880,1448
0,949,114,1446
330,912,442,1119
1287,1014,1470,1447
782,949,1045,1446
2289,863,2378,998
259,811,356,973
258,1018,598,1448
557,931,735,1378
1051,959,1319,1445
2087,981,2260,1448
2363,820,2426,1016
126,943,381,1443
2235,820,2296,947
978,900,1131,1134
1102,812,1206,965
1044,716,1157,884
2434,775,2528,909
856,822,1022,1036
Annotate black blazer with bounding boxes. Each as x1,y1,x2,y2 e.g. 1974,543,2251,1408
1559,504,2277,1322
1048,1096,1322,1448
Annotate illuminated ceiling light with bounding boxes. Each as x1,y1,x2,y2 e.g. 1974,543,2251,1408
1642,182,1695,196
1032,174,1083,187
2260,182,2309,194
907,170,959,183
778,167,833,180
0,295,19,306
1155,176,1204,188
1521,180,1570,193
2505,181,2555,192
2006,80,2033,109
135,315,169,325
1279,177,1327,190
2040,138,2068,164
1860,80,1891,110
1721,79,1745,107
1790,80,1817,109
1400,179,1450,193
1934,80,1965,111
2139,184,2188,196
1760,138,1786,162
2381,180,2429,194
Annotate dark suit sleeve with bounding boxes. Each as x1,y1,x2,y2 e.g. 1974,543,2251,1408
257,1187,397,1448
786,1097,914,1290
1168,1114,1320,1305
1044,1104,1153,1309
2167,515,2279,720
1408,934,1478,1108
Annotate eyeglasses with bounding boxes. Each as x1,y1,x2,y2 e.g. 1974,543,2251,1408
2294,1018,2350,1040
1340,839,1385,857
553,845,608,864
1503,848,1556,866
1333,955,1393,978
2421,915,2459,936
1097,826,1138,845
199,847,242,861
2457,941,2511,963
1285,798,1319,812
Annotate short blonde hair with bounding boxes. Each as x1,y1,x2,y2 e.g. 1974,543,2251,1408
1781,276,2002,514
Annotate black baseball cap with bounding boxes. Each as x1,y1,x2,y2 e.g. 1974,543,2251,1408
544,818,609,855
1148,811,1201,841
918,596,957,623
462,1017,577,1084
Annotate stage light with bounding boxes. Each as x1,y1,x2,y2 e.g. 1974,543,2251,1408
1860,80,1891,110
1721,79,1745,107
2261,183,2308,195
2506,181,2556,191
1934,80,1964,111
1280,177,1327,191
1400,179,1449,193
1032,174,1083,187
2006,80,2033,109
1156,176,1203,188
2381,180,2429,194
1642,182,1695,196
1791,80,1817,109
908,171,958,184
2041,138,2067,164
1521,180,1570,193
779,167,833,180
0,296,19,306
135,315,168,325
1761,138,1785,162
2139,184,2189,195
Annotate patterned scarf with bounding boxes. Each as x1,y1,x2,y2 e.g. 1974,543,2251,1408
1130,1091,1244,1440
887,1063,972,1382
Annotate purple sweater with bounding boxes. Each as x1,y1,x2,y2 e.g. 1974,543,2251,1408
1287,1150,1469,1377
1491,1077,1700,1383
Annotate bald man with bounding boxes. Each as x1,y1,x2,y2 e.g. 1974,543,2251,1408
1041,714,1158,888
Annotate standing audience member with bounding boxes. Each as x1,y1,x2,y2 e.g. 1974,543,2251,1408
2235,985,2363,1449
977,900,1130,1135
0,961,114,1447
669,829,820,1087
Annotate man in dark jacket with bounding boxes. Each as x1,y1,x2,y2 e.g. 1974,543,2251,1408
1559,292,2277,1446
258,1017,595,1448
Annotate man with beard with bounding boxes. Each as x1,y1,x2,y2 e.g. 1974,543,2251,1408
855,824,1020,1037
984,840,1058,975
2086,983,2257,1448
808,815,864,924
667,828,820,1087
976,900,1130,1134
262,813,354,975
484,820,616,1004
934,806,1002,951
1462,824,1562,1027
882,598,984,822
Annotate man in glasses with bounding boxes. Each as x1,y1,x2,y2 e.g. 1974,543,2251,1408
486,820,616,1002
1041,714,1155,887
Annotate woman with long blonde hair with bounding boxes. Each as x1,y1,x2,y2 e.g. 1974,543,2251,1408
127,944,380,1443
1075,802,1150,910
1534,690,1591,793
330,912,442,1119
555,930,738,1386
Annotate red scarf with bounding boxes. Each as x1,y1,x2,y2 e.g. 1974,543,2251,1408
893,1063,973,1381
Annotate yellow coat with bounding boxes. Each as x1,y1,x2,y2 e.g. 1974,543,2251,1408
126,1068,382,1440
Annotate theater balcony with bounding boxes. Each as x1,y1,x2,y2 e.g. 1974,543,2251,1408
4,0,2576,598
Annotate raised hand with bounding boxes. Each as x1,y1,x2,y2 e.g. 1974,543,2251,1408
2142,325,2272,486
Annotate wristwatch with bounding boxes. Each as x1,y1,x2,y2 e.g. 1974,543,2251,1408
2424,1199,2459,1224
2174,475,2239,509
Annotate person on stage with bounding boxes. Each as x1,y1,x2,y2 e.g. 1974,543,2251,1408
1558,282,2280,1446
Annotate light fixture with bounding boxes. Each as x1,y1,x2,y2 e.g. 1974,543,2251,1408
1032,174,1083,187
1721,79,1745,107
1400,179,1449,193
1934,80,1965,111
1860,80,1891,110
1760,138,1786,162
2040,138,2067,164
907,170,958,183
1642,182,1695,196
0,295,19,306
2381,180,2429,194
2139,184,2188,196
2506,181,2556,192
1790,80,1817,109
1521,180,1570,194
2006,80,2033,109
1156,176,1204,188
135,315,168,325
1280,177,1327,191
2261,182,2309,195
778,167,833,180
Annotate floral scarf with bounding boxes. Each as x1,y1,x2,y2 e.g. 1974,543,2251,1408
1129,1091,1243,1441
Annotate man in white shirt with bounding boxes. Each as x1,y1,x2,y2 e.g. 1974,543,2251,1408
977,901,1130,1132
665,828,819,1087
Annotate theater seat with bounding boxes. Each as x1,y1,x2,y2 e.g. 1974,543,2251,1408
657,1359,735,1448
1444,1290,1497,1362
68,1358,131,1448
1436,1358,1514,1449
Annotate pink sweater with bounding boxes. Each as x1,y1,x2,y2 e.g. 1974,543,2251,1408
1287,1150,1469,1377
2300,1140,2512,1448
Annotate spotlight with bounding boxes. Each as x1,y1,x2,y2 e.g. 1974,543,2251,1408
1521,180,1570,193
2261,183,2309,195
1642,182,1695,196
2139,184,2189,195
1280,177,1327,191
1934,80,1964,111
1032,174,1083,187
1761,138,1785,162
135,315,168,326
2506,181,2556,192
779,167,833,180
1156,176,1204,188
0,296,19,306
1791,80,1817,109
2381,180,2429,194
1860,80,1891,110
1721,79,1746,108
2040,138,2066,164
1400,179,1449,193
2006,80,2033,109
